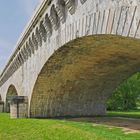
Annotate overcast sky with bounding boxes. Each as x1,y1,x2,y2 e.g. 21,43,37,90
0,0,41,71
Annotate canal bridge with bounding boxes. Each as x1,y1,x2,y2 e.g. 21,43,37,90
0,0,140,118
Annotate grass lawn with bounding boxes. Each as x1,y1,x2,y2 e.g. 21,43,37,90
107,110,140,119
0,113,140,140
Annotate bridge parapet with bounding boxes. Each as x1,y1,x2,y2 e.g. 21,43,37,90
0,0,140,87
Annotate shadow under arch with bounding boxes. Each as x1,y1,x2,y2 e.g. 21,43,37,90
30,35,140,118
6,84,18,113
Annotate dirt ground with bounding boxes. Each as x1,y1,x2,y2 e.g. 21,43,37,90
68,117,140,134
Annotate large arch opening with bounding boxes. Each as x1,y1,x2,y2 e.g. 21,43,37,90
6,85,18,113
30,35,140,118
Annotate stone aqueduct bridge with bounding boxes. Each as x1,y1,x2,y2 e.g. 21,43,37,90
0,0,140,118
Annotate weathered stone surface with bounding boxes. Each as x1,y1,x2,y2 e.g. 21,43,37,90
30,35,140,117
5,85,18,113
0,101,4,112
10,96,28,118
0,0,140,118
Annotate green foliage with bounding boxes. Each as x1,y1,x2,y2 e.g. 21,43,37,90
107,73,140,111
107,110,140,118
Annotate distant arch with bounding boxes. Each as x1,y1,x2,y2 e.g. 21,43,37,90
64,0,77,15
25,42,31,57
29,37,35,54
56,0,66,23
39,21,47,42
80,0,87,4
35,27,42,47
50,4,60,30
6,85,18,113
32,32,38,50
44,14,52,36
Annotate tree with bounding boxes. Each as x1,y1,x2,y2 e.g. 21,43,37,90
107,73,140,110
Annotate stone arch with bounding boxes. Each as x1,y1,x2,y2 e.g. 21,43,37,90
39,20,47,42
29,38,35,54
64,0,76,15
10,65,14,74
13,58,17,70
6,84,18,113
80,0,87,4
19,50,24,63
56,0,66,23
17,52,23,65
32,32,38,50
26,42,32,57
23,45,29,60
29,35,140,118
15,55,20,68
44,14,52,36
35,27,42,47
20,47,26,61
50,4,60,30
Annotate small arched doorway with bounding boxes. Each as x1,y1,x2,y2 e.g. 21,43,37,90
6,85,18,113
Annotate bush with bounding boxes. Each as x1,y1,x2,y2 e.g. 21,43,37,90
107,73,140,111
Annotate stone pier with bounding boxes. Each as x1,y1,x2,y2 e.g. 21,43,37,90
0,101,4,112
10,96,28,118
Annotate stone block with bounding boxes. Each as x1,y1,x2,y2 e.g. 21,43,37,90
0,101,4,112
9,96,28,119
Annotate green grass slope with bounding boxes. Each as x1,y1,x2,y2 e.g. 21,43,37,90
107,110,140,118
0,113,139,140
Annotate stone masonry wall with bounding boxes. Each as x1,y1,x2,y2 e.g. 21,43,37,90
0,0,140,117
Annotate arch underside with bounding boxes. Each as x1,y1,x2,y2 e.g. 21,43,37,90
30,35,140,118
